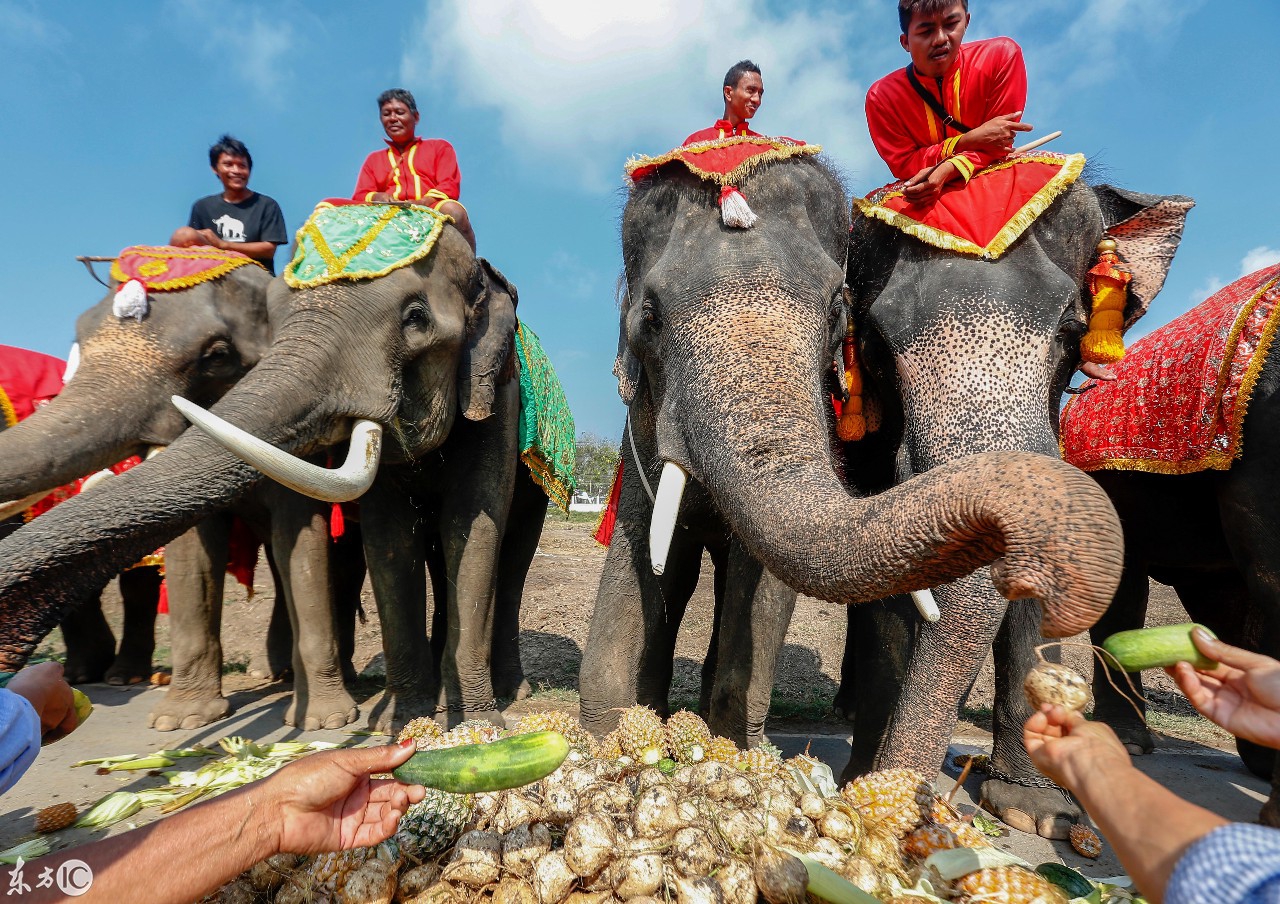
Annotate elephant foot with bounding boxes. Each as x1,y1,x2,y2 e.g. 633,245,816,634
104,652,153,687
342,661,359,685
1259,795,1280,828
284,690,359,731
148,693,232,731
441,705,506,730
365,688,438,735
63,652,115,686
493,671,531,702
979,777,1081,839
247,654,293,682
831,688,854,722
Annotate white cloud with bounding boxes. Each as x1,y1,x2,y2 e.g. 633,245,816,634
402,0,882,190
168,0,298,98
1240,246,1280,277
1190,274,1226,306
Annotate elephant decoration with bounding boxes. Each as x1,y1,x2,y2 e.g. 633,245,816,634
0,250,363,731
1059,261,1280,825
577,136,1126,753
840,152,1193,836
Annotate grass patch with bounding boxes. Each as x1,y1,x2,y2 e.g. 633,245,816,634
222,655,250,675
550,510,602,525
670,690,837,723
959,704,993,731
1148,709,1231,746
529,684,580,704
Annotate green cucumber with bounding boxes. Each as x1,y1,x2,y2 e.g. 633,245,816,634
393,730,569,793
1101,623,1217,672
1036,862,1096,900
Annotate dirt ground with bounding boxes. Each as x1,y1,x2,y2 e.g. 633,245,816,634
68,512,1226,749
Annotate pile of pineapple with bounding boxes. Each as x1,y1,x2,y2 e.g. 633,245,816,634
208,707,1096,904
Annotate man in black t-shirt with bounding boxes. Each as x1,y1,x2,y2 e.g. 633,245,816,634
170,135,287,275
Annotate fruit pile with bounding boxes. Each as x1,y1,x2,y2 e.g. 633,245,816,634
207,707,1115,904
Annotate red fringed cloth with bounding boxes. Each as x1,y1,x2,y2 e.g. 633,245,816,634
626,135,816,184
111,245,261,290
593,459,624,548
1061,263,1280,473
854,152,1085,260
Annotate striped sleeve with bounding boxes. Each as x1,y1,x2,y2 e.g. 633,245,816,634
1166,823,1280,904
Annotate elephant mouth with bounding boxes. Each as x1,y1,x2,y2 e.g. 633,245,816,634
170,396,383,503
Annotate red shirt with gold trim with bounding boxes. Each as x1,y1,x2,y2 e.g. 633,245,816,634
352,137,461,205
865,37,1027,182
683,119,762,146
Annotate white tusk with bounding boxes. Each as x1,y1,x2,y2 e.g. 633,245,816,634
911,588,940,623
145,445,166,460
0,490,55,521
171,395,383,502
79,469,116,493
649,461,688,576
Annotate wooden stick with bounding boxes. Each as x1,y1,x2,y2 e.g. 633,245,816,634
1013,130,1062,155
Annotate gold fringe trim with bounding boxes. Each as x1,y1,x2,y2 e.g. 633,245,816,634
521,449,571,513
853,153,1086,260
284,203,449,289
110,246,263,291
0,384,17,429
626,137,822,188
1064,275,1280,473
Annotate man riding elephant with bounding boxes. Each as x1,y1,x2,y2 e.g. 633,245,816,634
684,60,765,145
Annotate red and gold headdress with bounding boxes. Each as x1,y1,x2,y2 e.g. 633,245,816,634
108,245,263,320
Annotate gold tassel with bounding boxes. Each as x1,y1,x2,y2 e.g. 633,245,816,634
837,322,866,442
1081,238,1132,364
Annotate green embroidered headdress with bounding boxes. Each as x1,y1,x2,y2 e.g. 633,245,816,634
284,202,449,288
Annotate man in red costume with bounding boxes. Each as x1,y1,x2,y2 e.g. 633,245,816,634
684,60,764,146
866,0,1031,205
353,88,476,252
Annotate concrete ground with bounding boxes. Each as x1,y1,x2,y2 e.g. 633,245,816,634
2,680,1268,885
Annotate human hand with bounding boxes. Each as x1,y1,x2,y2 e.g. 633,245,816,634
959,112,1033,156
1170,629,1280,749
194,229,225,249
903,159,957,203
1024,703,1132,792
1080,361,1117,381
7,662,77,741
369,192,395,203
169,226,200,248
267,741,425,855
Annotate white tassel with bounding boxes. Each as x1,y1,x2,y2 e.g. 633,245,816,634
63,342,80,384
112,279,149,321
719,186,758,229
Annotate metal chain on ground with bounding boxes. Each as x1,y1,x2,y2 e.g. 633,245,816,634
435,698,498,715
982,763,1074,803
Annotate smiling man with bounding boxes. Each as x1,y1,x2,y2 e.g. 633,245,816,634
170,135,287,274
865,0,1032,204
684,60,764,145
353,88,476,252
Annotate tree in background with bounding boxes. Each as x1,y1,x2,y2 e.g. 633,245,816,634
574,432,620,501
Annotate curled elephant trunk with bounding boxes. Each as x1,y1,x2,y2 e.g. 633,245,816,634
170,396,383,503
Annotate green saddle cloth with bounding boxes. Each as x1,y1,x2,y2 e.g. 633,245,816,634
515,322,576,512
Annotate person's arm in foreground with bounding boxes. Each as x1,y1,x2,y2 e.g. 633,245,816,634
21,741,424,904
1025,704,1226,904
1170,627,1280,749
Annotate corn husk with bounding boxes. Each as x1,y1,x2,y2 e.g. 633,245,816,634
74,791,142,828
0,839,51,865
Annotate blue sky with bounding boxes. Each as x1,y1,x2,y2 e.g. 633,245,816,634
2,0,1277,441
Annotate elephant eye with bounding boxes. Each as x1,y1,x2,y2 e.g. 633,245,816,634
402,302,430,330
641,300,661,329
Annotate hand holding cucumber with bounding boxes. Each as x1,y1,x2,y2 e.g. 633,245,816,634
1169,628,1280,750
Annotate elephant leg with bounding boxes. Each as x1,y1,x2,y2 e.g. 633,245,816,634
698,544,729,719
362,477,436,734
491,472,546,702
331,519,366,684
706,538,796,748
269,488,358,731
833,605,858,721
60,585,117,685
1089,560,1154,753
844,595,916,777
148,517,233,731
427,532,448,690
982,592,1083,838
104,564,161,685
634,529,702,717
249,547,294,681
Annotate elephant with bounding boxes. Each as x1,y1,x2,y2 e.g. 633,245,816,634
0,213,544,733
577,148,1126,751
0,261,362,730
838,179,1193,837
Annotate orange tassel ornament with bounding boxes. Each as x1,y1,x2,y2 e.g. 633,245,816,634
1081,238,1132,365
837,322,867,442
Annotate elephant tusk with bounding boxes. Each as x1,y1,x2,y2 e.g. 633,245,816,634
171,395,383,503
146,444,166,460
910,588,941,623
79,469,116,493
649,461,688,576
0,490,55,522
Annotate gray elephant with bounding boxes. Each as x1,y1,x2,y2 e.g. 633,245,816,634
578,145,1126,748
0,205,551,733
839,177,1193,837
0,258,362,730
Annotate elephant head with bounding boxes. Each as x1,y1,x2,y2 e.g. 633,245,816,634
614,155,1124,638
0,262,273,519
0,222,508,669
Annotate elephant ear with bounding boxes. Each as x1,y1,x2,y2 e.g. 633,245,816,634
1092,185,1195,326
613,278,641,405
458,258,518,421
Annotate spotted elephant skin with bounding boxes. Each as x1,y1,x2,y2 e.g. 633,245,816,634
1084,351,1280,826
0,266,363,731
838,182,1193,838
578,154,1126,748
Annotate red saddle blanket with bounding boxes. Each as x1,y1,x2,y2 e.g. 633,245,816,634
1061,263,1280,473
854,152,1085,260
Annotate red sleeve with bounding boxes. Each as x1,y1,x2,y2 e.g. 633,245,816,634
353,152,382,202
865,82,946,181
429,142,461,201
957,38,1028,172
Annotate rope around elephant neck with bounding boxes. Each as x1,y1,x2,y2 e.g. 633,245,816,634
626,413,656,503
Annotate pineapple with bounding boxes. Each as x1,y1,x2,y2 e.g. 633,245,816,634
953,866,1068,904
900,822,989,860
397,789,475,860
736,746,784,778
597,730,624,762
616,706,668,765
704,735,741,765
34,802,77,834
438,719,504,748
398,716,445,750
1069,823,1103,859
665,710,712,764
514,710,596,756
306,841,399,898
841,768,935,838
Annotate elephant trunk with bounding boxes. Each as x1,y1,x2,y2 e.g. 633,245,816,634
669,298,1122,638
